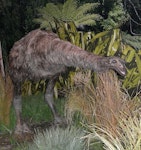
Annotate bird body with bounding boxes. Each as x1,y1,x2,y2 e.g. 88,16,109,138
9,29,126,136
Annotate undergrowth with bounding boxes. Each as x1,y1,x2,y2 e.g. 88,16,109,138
1,71,141,150
0,93,65,133
65,70,141,150
16,126,86,150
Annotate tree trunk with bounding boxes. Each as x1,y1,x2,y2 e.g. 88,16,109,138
0,42,13,126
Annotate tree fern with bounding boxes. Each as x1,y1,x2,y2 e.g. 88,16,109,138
62,0,77,20
76,14,99,26
74,3,99,19
34,0,101,30
35,3,62,29
74,3,101,26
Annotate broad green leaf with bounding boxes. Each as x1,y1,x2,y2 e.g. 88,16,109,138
107,30,117,56
137,50,141,55
125,50,136,63
122,68,137,88
107,29,121,56
90,31,109,43
135,53,141,76
122,45,135,55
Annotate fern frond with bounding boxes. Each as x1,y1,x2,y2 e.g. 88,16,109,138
62,0,78,18
75,3,99,18
35,0,101,29
76,14,100,26
43,3,62,19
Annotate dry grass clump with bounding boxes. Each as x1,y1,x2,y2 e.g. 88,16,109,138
65,70,96,123
65,88,96,123
92,71,137,136
65,70,141,149
65,70,132,129
118,112,141,150
84,108,141,150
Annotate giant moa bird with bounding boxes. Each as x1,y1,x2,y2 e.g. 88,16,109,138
9,29,126,135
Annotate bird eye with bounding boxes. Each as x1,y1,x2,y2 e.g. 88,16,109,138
111,60,117,63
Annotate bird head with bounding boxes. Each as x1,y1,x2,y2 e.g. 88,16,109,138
107,56,126,76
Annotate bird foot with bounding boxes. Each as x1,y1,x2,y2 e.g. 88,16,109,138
13,123,33,141
54,116,68,127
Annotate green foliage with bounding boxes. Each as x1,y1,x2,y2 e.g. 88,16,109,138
88,29,121,56
22,93,65,123
101,0,129,30
21,93,53,123
87,28,141,91
20,126,86,150
34,0,101,29
56,21,95,49
22,80,46,95
0,93,65,133
122,45,141,90
122,32,141,50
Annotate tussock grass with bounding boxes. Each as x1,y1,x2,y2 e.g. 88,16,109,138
18,126,86,150
65,70,96,124
84,110,141,150
65,70,141,149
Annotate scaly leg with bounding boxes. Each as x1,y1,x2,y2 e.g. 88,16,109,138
45,76,64,124
13,83,31,135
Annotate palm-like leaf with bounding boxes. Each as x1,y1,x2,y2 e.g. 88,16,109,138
74,3,99,19
34,0,101,29
35,3,62,29
76,14,99,26
62,0,77,21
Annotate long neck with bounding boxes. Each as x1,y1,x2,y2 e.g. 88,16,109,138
49,39,108,72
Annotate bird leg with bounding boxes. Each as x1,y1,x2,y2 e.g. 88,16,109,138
45,76,65,125
13,83,31,136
